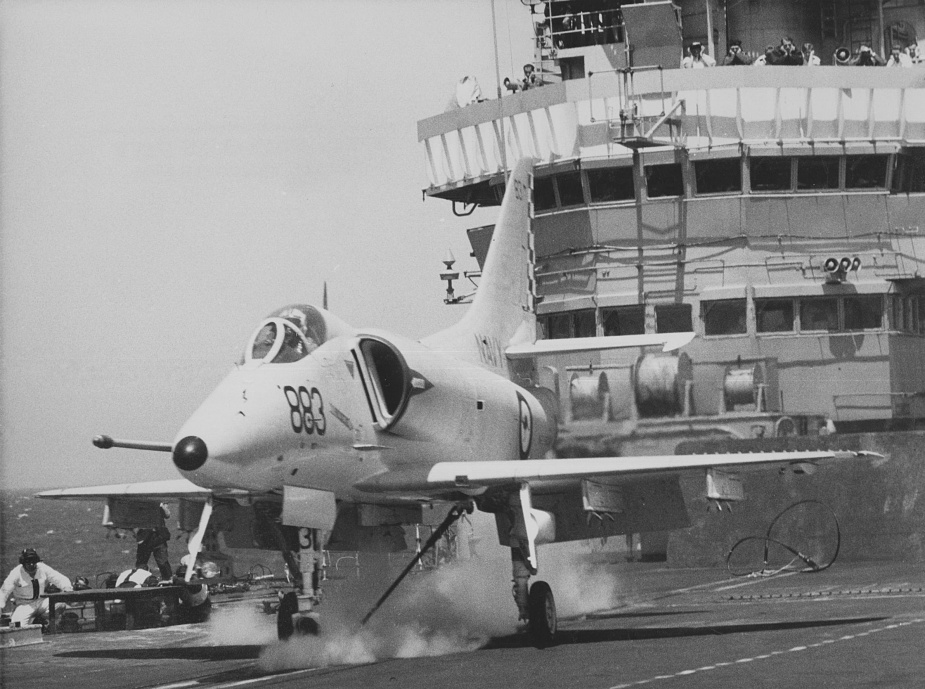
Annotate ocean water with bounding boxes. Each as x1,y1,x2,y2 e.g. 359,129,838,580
0,490,281,585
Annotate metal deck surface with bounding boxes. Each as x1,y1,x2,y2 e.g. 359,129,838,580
3,560,924,689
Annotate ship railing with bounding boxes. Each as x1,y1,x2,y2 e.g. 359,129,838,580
587,64,681,146
534,6,624,54
418,68,925,193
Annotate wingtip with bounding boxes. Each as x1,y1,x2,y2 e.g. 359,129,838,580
662,331,696,351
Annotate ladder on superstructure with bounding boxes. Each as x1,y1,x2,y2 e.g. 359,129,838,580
845,0,876,56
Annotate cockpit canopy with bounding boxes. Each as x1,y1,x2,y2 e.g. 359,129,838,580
243,304,353,364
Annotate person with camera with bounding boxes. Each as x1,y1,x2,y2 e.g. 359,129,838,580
886,45,913,67
722,39,752,66
768,37,804,66
681,41,715,68
852,46,885,66
802,43,821,66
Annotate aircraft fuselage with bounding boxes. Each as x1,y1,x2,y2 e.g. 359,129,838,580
171,331,556,502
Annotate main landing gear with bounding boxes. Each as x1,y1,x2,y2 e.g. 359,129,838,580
510,546,558,647
499,484,558,647
528,581,557,646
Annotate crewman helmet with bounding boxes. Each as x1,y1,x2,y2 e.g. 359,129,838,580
200,561,220,579
19,548,41,565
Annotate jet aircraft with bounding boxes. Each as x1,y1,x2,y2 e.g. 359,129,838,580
38,158,878,645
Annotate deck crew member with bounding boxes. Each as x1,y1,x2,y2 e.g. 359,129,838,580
0,548,73,628
172,556,216,624
135,502,173,581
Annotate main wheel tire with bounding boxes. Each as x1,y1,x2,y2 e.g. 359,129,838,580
527,580,557,647
276,591,298,641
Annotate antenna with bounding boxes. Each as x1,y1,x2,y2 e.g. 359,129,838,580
439,248,480,305
440,250,460,303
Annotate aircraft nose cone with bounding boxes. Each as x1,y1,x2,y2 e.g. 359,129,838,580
173,436,208,471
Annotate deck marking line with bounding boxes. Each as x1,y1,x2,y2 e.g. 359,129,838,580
217,668,319,688
606,617,925,689
714,571,798,592
150,667,319,689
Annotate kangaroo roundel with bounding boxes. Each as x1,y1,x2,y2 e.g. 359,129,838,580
517,391,533,459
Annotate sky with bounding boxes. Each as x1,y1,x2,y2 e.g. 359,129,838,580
0,0,535,490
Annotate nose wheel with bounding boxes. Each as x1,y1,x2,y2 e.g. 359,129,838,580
528,580,557,646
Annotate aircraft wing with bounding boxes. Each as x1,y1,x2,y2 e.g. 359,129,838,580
423,450,879,490
505,332,695,359
36,479,215,501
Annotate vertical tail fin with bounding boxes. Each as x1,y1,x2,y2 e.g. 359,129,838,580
423,158,537,367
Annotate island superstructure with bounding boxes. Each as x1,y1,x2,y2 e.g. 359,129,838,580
418,0,925,563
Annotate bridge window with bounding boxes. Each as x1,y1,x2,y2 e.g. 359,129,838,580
572,309,596,337
844,295,883,330
645,163,683,198
891,295,925,334
800,297,839,332
655,304,692,333
540,309,596,339
798,157,840,191
891,149,925,193
543,312,571,339
694,159,741,195
534,176,556,211
587,167,635,203
846,155,889,189
702,299,747,336
756,299,794,333
602,306,645,335
750,157,792,192
557,171,586,207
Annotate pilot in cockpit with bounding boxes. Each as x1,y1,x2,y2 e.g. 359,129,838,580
246,308,321,364
274,321,315,363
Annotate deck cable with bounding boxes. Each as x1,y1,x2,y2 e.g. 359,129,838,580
725,500,841,577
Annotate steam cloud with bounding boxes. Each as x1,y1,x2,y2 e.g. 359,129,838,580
258,549,518,671
254,532,628,671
